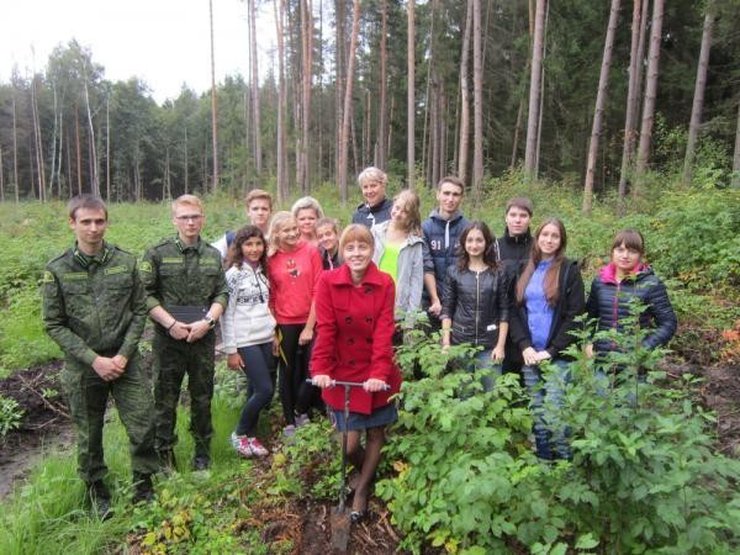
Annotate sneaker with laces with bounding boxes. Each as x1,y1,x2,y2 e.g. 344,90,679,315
234,436,269,458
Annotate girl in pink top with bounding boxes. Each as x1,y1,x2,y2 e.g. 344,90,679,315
267,212,324,436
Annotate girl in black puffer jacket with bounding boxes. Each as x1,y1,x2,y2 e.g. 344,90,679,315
441,221,509,390
586,229,677,358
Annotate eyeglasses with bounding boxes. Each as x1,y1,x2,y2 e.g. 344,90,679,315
176,214,203,222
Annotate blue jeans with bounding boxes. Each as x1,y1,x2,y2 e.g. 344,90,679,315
468,349,502,392
522,359,571,461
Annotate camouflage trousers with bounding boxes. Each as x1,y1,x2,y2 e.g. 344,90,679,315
61,351,159,484
152,331,215,459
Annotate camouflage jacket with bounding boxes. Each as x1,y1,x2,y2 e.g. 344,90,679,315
139,236,228,331
42,242,147,365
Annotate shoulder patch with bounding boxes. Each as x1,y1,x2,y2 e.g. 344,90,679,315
42,270,55,284
139,261,153,273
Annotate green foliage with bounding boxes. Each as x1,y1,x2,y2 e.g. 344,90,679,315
0,394,23,438
270,418,340,501
380,314,740,553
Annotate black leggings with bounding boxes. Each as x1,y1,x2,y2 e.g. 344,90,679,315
235,342,275,437
278,324,315,426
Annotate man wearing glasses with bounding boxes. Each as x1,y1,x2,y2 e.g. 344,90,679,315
140,194,228,472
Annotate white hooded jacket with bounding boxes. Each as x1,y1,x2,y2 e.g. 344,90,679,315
220,262,276,352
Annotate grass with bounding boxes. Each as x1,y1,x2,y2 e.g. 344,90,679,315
0,366,259,554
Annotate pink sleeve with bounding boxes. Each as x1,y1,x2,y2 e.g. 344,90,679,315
310,273,338,377
369,278,396,382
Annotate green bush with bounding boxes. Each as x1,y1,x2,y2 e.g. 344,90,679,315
380,318,740,553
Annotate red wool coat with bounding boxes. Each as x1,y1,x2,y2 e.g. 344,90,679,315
310,262,402,414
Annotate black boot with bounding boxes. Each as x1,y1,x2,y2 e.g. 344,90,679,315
87,480,113,520
132,473,154,504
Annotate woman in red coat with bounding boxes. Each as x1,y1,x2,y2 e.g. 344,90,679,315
311,224,402,522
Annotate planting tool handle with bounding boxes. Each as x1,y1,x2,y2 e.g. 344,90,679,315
306,378,390,391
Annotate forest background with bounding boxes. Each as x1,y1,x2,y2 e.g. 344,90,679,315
0,0,739,553
1,0,739,205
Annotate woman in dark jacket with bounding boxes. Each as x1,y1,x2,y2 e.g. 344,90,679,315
441,222,509,390
586,229,677,359
509,218,585,460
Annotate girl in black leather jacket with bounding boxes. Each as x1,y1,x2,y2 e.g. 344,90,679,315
586,229,677,357
441,222,509,389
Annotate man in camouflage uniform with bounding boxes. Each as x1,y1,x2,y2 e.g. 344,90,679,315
42,195,158,518
140,194,228,471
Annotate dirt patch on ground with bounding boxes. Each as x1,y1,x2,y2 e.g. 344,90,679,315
0,361,73,497
698,364,740,457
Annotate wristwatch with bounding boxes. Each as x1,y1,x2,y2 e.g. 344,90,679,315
204,315,216,329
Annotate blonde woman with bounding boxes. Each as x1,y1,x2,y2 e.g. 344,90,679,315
291,196,325,247
371,189,424,325
267,212,324,436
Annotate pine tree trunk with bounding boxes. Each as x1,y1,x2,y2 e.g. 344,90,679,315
75,106,82,195
617,0,647,208
524,0,547,180
334,0,346,185
275,0,289,203
209,0,219,191
31,76,46,201
184,125,190,194
635,0,664,186
12,93,19,202
683,2,715,186
458,0,473,184
0,146,4,202
299,0,313,192
407,0,416,189
472,0,483,195
82,79,98,197
376,0,388,169
732,101,740,188
106,96,111,201
248,0,262,175
583,0,621,214
338,0,361,202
